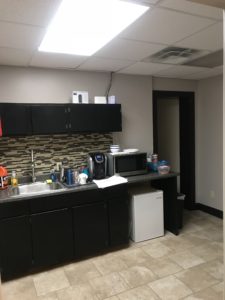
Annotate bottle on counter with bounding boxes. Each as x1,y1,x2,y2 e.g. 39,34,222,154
11,170,18,187
50,169,57,182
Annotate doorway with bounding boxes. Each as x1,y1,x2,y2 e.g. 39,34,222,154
153,91,195,210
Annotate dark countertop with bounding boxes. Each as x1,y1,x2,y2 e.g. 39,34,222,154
0,172,179,204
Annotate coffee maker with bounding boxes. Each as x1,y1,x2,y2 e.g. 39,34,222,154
87,152,107,180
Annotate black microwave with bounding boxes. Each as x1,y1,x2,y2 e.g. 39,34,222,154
107,152,147,177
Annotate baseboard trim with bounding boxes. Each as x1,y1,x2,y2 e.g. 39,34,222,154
195,203,223,219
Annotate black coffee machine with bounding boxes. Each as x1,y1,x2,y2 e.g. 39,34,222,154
87,152,107,180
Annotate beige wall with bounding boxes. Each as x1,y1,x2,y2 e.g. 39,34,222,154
152,77,197,92
157,98,180,191
0,66,153,153
196,75,223,210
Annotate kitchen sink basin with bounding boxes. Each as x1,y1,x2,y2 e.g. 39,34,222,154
15,181,65,196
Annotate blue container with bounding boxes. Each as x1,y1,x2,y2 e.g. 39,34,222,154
66,169,74,185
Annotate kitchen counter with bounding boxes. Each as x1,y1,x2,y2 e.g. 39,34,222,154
0,172,179,203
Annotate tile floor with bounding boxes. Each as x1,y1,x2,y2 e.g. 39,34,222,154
2,210,224,300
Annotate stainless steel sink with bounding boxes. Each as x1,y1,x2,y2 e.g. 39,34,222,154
14,181,65,196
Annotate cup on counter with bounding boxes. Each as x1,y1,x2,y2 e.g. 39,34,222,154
78,173,88,185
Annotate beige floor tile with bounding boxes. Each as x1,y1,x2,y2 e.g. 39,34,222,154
212,281,224,293
161,236,194,252
89,272,129,300
149,258,183,278
92,255,128,276
37,293,59,300
175,266,219,293
119,265,157,288
180,222,203,234
104,297,120,300
169,250,205,269
181,232,210,247
183,285,223,299
64,260,101,285
117,247,154,267
33,268,70,296
57,283,98,300
191,242,222,262
200,259,224,280
148,274,192,300
2,276,37,300
200,227,223,242
142,241,172,258
117,285,160,300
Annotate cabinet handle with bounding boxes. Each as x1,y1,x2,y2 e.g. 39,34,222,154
69,123,71,129
65,108,67,113
66,124,68,129
68,107,71,113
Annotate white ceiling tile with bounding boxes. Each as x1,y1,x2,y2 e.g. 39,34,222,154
154,64,211,78
77,57,133,72
175,22,223,51
181,65,223,79
0,22,45,50
0,0,61,27
94,38,167,61
118,62,171,75
0,47,33,66
159,0,223,20
30,52,88,69
120,8,215,45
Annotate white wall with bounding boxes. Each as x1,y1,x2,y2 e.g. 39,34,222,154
196,75,223,210
0,66,153,153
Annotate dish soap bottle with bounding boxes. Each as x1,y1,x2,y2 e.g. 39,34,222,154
11,170,18,187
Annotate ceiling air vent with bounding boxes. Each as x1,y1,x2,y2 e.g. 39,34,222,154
142,46,209,65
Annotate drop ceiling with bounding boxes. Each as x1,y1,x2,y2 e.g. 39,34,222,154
0,0,223,80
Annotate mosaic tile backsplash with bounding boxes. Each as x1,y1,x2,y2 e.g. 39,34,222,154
0,133,112,177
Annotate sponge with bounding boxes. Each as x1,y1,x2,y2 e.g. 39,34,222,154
46,179,52,184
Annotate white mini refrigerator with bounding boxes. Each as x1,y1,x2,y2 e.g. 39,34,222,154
130,188,164,242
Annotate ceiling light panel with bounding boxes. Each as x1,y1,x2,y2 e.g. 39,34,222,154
39,0,149,56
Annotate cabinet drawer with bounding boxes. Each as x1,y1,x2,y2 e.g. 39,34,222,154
0,200,29,220
29,193,70,213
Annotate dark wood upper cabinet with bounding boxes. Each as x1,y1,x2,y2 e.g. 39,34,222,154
69,104,122,132
0,103,32,136
31,104,68,134
0,103,122,136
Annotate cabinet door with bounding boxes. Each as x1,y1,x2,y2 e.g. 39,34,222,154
73,202,108,258
0,103,32,136
31,104,68,134
0,216,32,279
31,208,73,267
108,196,129,247
69,104,122,132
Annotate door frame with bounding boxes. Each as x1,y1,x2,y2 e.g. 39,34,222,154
153,90,196,210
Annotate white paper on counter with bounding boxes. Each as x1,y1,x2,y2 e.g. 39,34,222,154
93,175,128,189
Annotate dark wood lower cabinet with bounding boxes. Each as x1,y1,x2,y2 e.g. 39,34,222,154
73,202,108,258
0,185,130,279
0,216,32,279
108,196,129,247
31,208,73,267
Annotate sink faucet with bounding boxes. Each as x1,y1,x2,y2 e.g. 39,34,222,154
31,149,36,183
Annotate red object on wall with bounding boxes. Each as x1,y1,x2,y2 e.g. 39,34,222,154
0,166,8,189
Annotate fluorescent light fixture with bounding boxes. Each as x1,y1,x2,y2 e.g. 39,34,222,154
39,0,149,56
